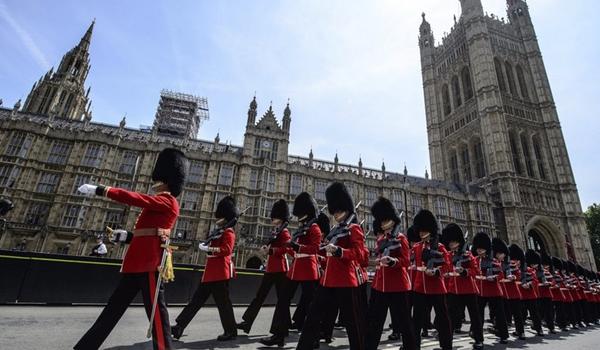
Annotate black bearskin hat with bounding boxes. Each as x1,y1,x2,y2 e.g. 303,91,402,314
525,249,541,265
567,260,577,274
406,225,420,243
151,148,187,197
552,257,563,271
325,182,355,215
509,244,525,262
472,232,491,252
316,212,330,236
215,195,238,222
540,250,551,266
493,238,509,256
372,218,382,236
371,197,401,224
441,223,465,248
293,192,318,221
412,209,438,237
270,199,290,221
576,264,585,277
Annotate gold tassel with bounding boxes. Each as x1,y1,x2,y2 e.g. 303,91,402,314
161,249,175,283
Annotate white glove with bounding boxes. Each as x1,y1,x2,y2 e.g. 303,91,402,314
198,243,210,252
111,229,129,243
78,184,97,195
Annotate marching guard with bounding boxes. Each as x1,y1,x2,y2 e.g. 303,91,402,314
171,196,238,341
237,199,291,334
538,251,557,334
74,148,187,350
522,249,543,336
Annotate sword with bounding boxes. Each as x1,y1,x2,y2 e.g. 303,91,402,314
147,238,171,338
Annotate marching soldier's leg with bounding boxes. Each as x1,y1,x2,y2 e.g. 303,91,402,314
412,292,427,348
140,272,172,350
174,282,211,332
241,272,277,329
74,274,139,350
431,294,452,350
268,279,298,337
465,294,484,345
212,280,237,337
294,280,317,329
391,292,417,350
338,287,367,350
365,289,388,350
508,299,525,337
490,297,509,341
526,300,543,334
446,294,459,331
319,298,339,342
297,286,330,350
540,298,555,333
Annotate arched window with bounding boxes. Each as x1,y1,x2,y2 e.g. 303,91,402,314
461,67,474,100
509,131,523,175
461,146,472,182
494,58,506,92
532,136,546,180
505,61,517,95
452,75,462,108
516,65,529,100
449,151,460,183
520,134,535,177
442,84,452,116
473,139,486,178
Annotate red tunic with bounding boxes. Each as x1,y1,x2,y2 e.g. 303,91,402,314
287,223,321,281
106,188,179,273
202,228,236,283
411,242,451,295
445,251,479,295
475,256,505,298
537,267,553,299
372,234,411,293
518,267,539,300
501,262,522,300
266,228,291,273
321,224,366,288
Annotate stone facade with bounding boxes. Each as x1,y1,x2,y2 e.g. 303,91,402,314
419,0,595,268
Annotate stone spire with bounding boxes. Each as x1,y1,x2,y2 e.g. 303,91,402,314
247,95,257,126
282,99,291,133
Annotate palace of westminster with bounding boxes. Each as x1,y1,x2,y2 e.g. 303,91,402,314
0,0,595,269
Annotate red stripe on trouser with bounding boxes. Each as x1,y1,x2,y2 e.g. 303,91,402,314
148,272,166,350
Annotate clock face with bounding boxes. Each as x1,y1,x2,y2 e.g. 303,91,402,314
262,140,271,148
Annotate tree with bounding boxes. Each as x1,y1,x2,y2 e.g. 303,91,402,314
584,203,600,268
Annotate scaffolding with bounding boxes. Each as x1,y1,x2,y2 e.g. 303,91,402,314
153,89,209,139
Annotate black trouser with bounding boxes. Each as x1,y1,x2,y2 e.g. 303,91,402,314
521,299,542,332
554,301,568,329
74,272,172,350
478,296,508,340
568,301,580,327
241,272,286,330
412,292,452,350
320,299,339,339
270,279,317,336
505,299,524,335
175,280,236,334
365,289,416,350
297,286,367,350
538,297,555,331
447,293,483,343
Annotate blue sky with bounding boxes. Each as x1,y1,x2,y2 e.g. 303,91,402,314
0,0,598,209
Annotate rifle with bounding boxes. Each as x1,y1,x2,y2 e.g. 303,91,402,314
291,205,327,243
422,233,445,273
321,202,361,248
203,206,250,244
519,264,534,288
478,256,501,280
451,230,471,270
264,221,289,246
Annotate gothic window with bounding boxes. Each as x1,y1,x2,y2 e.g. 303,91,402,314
520,134,535,177
5,132,33,158
391,190,404,212
254,138,278,161
452,75,462,108
516,65,530,99
473,140,486,178
217,163,234,186
181,191,200,210
174,218,194,240
449,151,460,183
62,204,84,227
442,84,452,116
461,146,472,182
262,198,275,218
47,140,72,165
249,169,259,190
0,164,21,188
104,210,123,229
289,174,303,195
452,201,466,220
118,151,138,175
72,174,92,194
24,202,51,226
461,67,474,100
434,197,447,217
187,160,206,183
261,170,276,192
365,187,378,206
505,61,517,95
36,172,61,193
532,137,547,180
314,180,329,202
411,195,424,214
509,132,523,175
81,143,105,167
494,58,507,92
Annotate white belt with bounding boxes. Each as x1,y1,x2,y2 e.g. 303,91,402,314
295,253,315,258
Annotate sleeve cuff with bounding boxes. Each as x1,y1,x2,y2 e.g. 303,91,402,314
96,185,110,197
333,247,343,258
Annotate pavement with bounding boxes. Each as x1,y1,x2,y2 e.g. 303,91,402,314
1,306,600,350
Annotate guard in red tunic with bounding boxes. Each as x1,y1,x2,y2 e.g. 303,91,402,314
364,197,416,350
538,251,557,334
550,257,568,331
411,209,452,350
261,192,323,347
237,199,291,334
522,249,543,336
473,232,508,344
505,244,525,339
74,148,186,350
441,224,483,350
171,196,238,341
297,182,367,350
